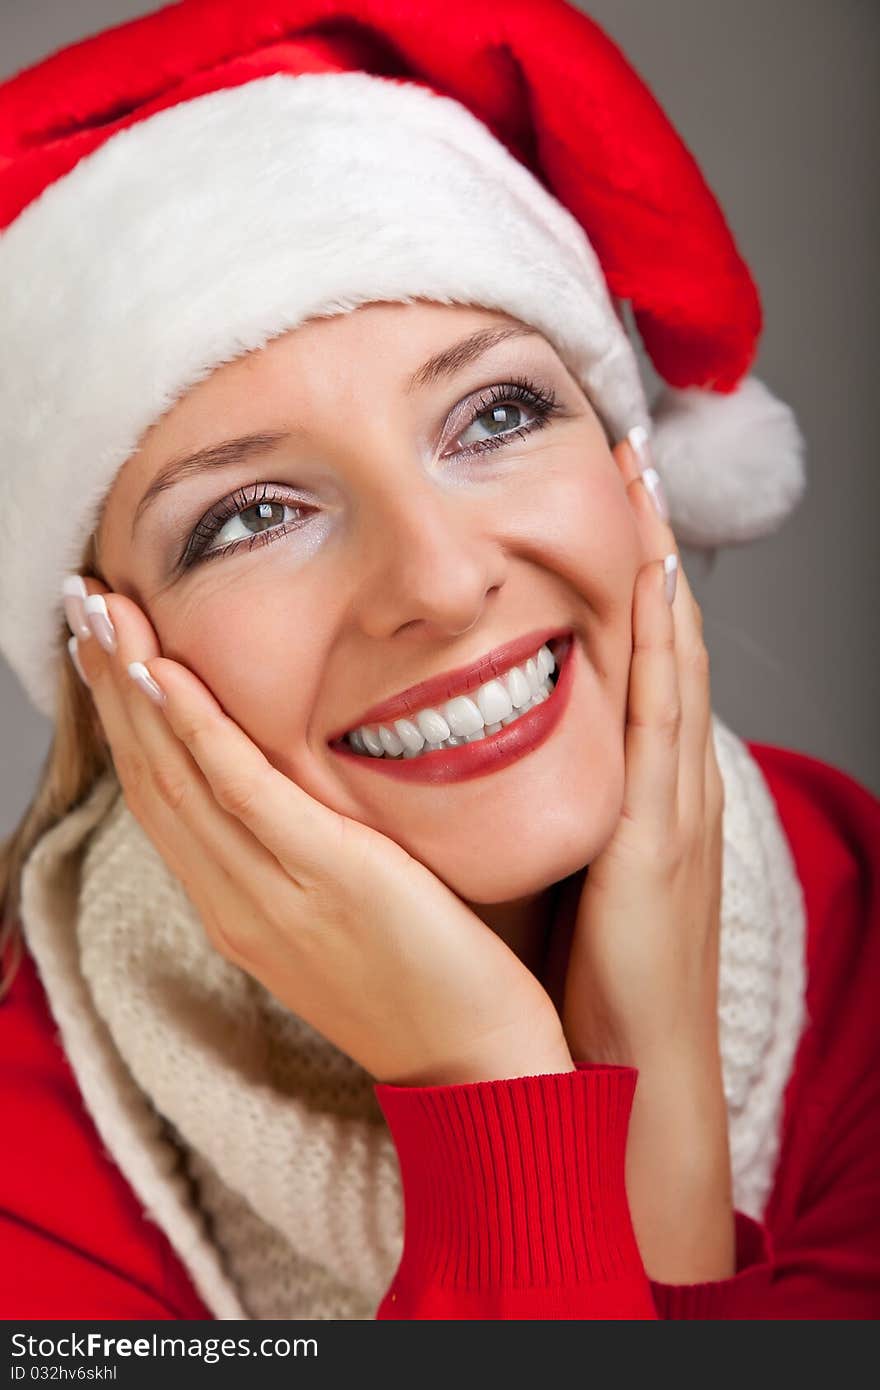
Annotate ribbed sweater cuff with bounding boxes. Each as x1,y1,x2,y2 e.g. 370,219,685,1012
374,1063,656,1319
649,1211,774,1318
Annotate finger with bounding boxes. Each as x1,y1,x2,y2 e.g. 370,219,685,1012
621,552,681,838
613,431,646,488
61,581,107,745
662,551,711,826
705,718,725,829
71,584,236,909
617,439,712,821
91,589,285,891
140,648,349,890
636,479,711,823
72,577,143,772
75,585,295,967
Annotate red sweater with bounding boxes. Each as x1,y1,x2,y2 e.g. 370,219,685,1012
1,743,878,1319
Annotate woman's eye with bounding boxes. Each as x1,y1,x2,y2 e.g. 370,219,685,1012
456,402,530,448
179,378,560,570
180,487,313,569
449,378,560,457
209,499,303,551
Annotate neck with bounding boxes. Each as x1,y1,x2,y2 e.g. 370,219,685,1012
464,868,585,1012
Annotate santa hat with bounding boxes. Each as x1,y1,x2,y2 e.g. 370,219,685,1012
0,0,805,719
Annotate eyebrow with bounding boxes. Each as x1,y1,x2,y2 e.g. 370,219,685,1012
404,323,542,393
131,431,291,537
131,323,543,536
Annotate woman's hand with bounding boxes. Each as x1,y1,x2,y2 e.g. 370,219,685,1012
559,439,735,1283
67,580,573,1089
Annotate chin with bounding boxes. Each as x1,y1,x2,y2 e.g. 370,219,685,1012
403,782,624,904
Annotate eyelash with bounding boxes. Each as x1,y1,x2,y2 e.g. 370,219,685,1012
178,375,562,570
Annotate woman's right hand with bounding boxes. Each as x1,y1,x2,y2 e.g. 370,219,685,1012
69,579,573,1087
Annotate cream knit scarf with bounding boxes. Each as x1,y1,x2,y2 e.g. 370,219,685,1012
20,713,807,1320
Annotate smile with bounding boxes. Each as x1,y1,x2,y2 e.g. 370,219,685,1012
328,632,576,784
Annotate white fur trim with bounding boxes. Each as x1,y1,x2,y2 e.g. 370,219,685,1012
651,375,807,549
0,71,647,718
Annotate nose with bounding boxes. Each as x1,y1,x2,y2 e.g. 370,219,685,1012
351,476,507,642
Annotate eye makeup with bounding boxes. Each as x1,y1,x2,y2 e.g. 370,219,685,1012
176,481,315,570
170,372,566,573
442,375,561,458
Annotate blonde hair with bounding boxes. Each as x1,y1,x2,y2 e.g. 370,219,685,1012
0,533,111,1001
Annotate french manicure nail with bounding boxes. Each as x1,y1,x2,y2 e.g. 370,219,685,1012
67,635,90,687
664,553,679,606
83,594,117,653
627,423,653,473
641,467,670,524
61,575,92,640
128,661,166,707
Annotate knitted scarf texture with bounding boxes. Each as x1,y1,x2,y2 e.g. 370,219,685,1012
20,712,807,1319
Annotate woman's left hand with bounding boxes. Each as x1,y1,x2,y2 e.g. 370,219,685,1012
559,436,735,1284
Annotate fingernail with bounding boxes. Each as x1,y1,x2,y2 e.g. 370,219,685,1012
627,424,652,473
61,575,92,640
83,594,117,653
67,635,90,687
641,467,670,524
664,553,679,606
127,661,166,707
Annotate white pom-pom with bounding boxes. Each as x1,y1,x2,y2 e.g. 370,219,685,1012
650,376,807,550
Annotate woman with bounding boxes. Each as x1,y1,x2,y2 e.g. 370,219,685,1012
1,0,878,1320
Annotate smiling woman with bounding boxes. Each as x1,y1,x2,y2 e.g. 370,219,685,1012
1,0,879,1326
87,301,641,903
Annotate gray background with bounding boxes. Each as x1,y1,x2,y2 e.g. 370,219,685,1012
1,0,878,837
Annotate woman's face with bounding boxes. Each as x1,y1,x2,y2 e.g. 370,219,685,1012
96,301,643,902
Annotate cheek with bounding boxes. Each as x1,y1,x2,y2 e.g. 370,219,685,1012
157,581,323,751
545,462,639,596
522,457,639,689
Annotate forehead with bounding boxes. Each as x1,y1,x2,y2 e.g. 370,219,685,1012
147,300,521,449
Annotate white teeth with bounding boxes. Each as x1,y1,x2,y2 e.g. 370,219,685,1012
393,717,425,753
360,726,384,757
415,708,450,744
345,641,562,759
524,657,543,697
442,694,485,737
503,665,532,709
474,678,514,724
378,724,405,756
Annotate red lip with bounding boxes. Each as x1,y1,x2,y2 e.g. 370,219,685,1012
329,633,576,783
327,626,572,743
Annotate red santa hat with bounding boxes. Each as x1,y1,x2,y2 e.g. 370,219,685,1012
0,0,805,719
